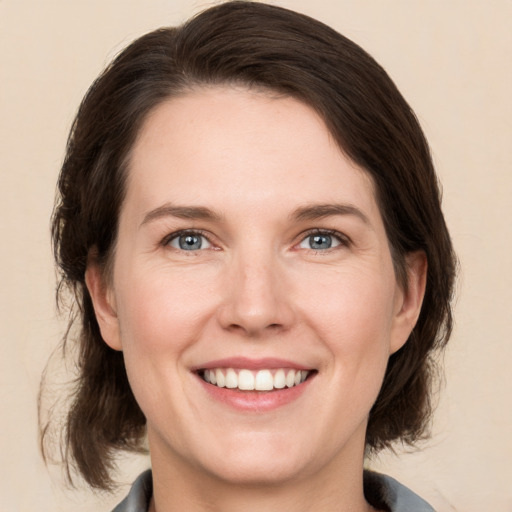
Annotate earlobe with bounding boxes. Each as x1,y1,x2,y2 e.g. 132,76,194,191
390,251,427,354
85,260,123,351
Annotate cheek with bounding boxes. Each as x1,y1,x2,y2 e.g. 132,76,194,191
114,266,217,354
300,267,396,344
297,266,396,403
288,268,397,444
112,269,215,425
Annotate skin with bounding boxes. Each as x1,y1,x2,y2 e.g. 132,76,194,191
86,87,426,512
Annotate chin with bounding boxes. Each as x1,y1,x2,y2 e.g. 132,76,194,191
202,453,308,487
198,430,336,488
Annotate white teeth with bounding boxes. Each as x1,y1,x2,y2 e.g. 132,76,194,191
215,369,225,388
274,369,286,389
225,368,238,389
238,369,255,390
202,368,311,391
285,370,295,388
255,370,273,391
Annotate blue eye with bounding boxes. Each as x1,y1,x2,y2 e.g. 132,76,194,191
299,232,342,250
168,232,212,251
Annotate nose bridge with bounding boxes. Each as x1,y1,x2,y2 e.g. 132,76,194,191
218,242,292,335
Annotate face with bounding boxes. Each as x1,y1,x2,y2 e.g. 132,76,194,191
88,87,425,488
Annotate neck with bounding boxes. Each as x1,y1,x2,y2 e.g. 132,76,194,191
148,440,375,512
150,483,375,512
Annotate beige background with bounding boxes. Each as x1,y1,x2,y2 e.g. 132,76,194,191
1,0,511,510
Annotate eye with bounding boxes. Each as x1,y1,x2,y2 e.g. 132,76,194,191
167,231,212,251
298,231,344,251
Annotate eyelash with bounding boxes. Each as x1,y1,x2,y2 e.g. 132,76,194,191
161,229,213,250
297,228,351,251
161,228,350,252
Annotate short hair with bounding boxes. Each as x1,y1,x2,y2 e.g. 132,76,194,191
44,0,456,490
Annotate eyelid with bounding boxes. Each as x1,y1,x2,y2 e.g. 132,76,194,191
160,228,350,251
162,229,215,250
296,228,351,249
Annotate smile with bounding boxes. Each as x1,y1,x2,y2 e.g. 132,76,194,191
201,368,312,391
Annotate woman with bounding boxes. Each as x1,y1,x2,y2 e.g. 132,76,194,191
44,1,456,511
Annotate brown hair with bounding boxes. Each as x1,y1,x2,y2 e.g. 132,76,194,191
43,0,456,490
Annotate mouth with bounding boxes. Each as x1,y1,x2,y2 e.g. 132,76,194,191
198,367,315,392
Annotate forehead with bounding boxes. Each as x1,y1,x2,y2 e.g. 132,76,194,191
124,86,379,222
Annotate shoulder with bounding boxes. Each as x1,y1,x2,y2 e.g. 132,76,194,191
364,470,435,512
111,470,152,512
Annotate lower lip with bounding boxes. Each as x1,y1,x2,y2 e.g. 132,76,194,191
197,374,315,412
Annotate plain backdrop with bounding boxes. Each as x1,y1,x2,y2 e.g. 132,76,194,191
1,1,511,510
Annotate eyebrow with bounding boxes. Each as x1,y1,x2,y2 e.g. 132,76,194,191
140,204,223,228
140,202,370,228
291,203,370,224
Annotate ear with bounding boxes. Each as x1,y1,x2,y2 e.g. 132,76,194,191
390,251,427,354
85,259,123,351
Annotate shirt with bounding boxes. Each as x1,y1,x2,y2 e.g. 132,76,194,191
112,469,435,512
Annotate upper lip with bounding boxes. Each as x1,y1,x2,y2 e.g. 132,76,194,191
192,357,313,371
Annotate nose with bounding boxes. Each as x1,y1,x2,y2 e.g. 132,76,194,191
217,249,295,337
